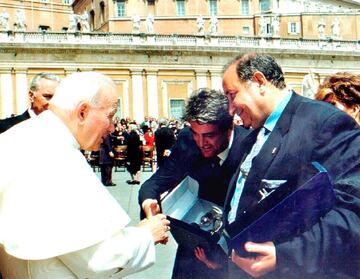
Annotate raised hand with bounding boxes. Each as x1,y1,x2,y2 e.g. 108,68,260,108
142,199,161,218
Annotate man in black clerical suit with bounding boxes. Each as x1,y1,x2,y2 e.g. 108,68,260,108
154,118,175,167
222,53,360,279
0,73,60,134
99,134,116,186
139,88,250,279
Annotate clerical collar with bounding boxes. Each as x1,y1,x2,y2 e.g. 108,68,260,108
263,90,292,132
217,129,234,165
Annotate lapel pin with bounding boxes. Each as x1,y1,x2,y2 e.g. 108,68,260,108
272,147,277,154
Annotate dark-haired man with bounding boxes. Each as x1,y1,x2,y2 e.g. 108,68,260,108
139,88,250,279
222,53,360,278
0,72,60,133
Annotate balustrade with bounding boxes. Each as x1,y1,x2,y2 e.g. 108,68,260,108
0,31,359,52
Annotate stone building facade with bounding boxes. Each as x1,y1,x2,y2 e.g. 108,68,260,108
0,0,360,121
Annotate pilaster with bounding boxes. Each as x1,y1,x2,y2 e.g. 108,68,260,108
146,69,159,119
130,69,144,123
0,68,14,118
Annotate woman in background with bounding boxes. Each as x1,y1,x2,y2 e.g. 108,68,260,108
126,124,143,185
315,72,360,125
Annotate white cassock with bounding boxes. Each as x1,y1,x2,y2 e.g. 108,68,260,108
0,111,155,279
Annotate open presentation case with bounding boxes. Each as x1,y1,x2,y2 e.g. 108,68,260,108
161,176,224,253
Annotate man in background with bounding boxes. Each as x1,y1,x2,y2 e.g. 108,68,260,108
139,88,249,279
154,118,175,167
99,133,116,186
0,72,170,278
0,72,60,133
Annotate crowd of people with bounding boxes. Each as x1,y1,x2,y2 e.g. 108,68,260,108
87,115,184,186
0,52,359,279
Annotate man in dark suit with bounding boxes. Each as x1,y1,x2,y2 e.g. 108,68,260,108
154,118,175,167
0,72,60,133
139,88,250,279
99,134,116,186
222,53,360,278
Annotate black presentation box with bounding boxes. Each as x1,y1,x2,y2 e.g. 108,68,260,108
161,176,223,253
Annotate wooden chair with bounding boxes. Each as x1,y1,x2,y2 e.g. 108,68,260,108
87,151,100,172
114,145,127,172
142,145,155,172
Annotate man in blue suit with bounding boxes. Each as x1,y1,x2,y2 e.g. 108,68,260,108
222,53,360,278
139,88,250,279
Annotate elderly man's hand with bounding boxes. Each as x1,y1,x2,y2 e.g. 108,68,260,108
231,242,276,278
138,213,170,245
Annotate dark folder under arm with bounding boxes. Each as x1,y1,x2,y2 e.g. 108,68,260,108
226,162,336,257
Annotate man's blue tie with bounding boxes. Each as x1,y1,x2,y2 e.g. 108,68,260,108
228,127,268,223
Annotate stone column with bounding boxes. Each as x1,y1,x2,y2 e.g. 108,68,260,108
210,70,223,90
161,80,168,118
15,68,28,114
0,68,14,118
146,70,159,119
131,69,144,123
187,80,194,97
195,70,208,89
122,80,130,119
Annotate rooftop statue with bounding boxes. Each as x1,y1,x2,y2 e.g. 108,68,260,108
196,15,205,35
145,14,154,34
210,15,218,36
81,11,90,32
0,9,9,31
14,9,26,32
132,15,141,34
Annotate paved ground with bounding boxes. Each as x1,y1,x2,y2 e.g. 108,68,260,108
95,168,178,279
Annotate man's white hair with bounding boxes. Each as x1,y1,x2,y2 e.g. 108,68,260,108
50,72,115,110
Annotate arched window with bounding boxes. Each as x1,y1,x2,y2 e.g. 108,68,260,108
90,10,95,30
100,1,105,25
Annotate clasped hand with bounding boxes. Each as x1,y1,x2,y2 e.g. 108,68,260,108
141,199,169,244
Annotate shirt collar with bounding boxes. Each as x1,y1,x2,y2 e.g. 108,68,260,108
217,129,234,165
263,90,292,133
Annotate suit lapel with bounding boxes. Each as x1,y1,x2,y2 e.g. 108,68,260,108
236,93,301,215
222,126,251,170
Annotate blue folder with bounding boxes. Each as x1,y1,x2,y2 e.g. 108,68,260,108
226,162,336,257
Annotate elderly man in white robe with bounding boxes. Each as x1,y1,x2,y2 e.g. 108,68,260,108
0,72,170,279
